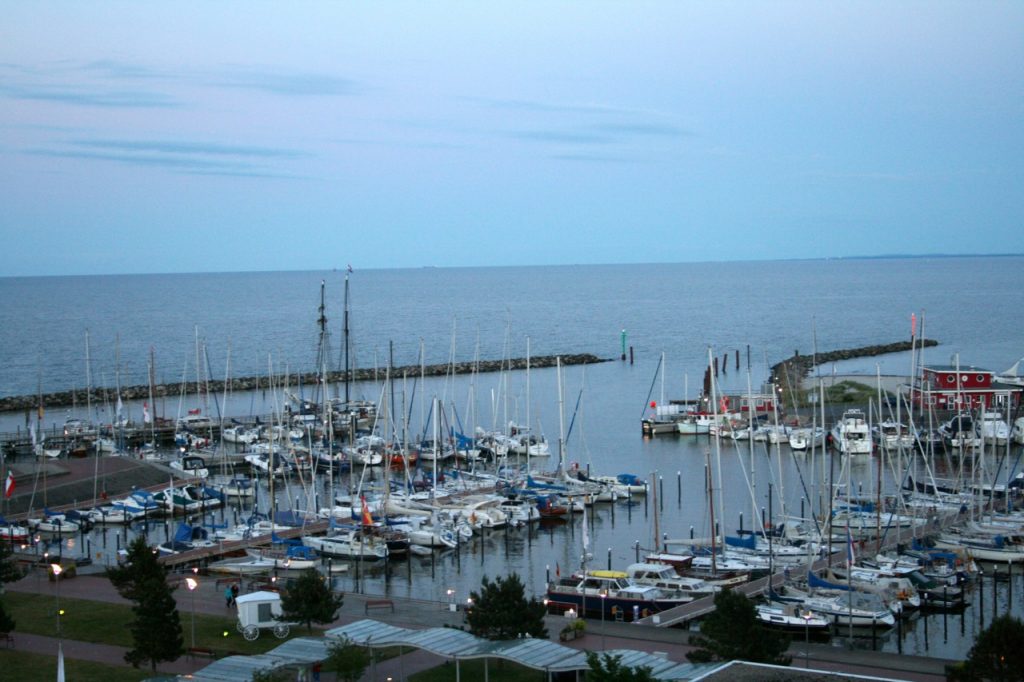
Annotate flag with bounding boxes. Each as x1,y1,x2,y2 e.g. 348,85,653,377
116,394,123,418
911,312,917,339
143,402,151,424
582,513,590,554
347,264,353,273
3,471,13,499
29,422,36,447
57,642,65,682
188,408,201,415
360,495,373,526
556,562,561,578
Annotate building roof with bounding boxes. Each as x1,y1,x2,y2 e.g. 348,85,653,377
182,619,717,681
326,619,714,679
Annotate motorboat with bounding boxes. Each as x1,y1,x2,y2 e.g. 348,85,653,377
770,584,896,628
830,410,872,456
169,454,209,479
546,570,688,621
789,427,825,451
158,522,216,555
302,529,389,560
755,601,831,634
625,563,716,600
976,410,1010,445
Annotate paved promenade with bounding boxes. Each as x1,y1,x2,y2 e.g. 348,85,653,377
6,567,956,681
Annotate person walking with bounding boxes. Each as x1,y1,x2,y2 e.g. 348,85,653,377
225,584,235,607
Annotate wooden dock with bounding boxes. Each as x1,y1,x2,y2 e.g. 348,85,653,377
159,519,330,568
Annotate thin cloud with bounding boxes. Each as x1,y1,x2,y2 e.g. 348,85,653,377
0,83,180,108
71,139,310,159
550,152,633,163
507,130,614,145
211,69,362,96
592,122,692,137
28,136,311,178
464,95,669,119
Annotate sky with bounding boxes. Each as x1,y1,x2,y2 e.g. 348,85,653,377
1,2,1021,276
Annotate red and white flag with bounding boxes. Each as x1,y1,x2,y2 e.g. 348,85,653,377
4,470,14,499
143,402,151,424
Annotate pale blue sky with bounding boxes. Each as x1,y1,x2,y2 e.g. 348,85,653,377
1,2,1021,276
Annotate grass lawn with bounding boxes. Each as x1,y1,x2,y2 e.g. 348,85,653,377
4,591,284,657
409,659,544,681
0,650,152,682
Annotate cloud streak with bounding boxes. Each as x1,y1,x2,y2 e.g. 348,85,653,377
28,137,311,178
0,83,180,108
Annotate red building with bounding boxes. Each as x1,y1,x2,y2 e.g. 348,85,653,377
908,364,1021,411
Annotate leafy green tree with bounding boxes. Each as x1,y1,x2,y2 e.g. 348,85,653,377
586,651,656,681
106,536,184,671
0,539,24,587
0,539,22,636
0,599,15,635
124,575,185,671
278,568,343,633
465,573,548,641
948,614,1024,682
107,536,166,600
324,636,371,682
686,589,791,666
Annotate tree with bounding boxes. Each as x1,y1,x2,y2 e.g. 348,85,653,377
0,539,23,636
106,536,184,671
278,568,343,633
585,651,656,681
107,536,166,600
948,614,1024,682
686,589,791,666
0,599,14,635
0,539,24,587
464,573,548,641
324,636,371,682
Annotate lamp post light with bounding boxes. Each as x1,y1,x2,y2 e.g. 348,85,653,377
600,590,607,651
185,577,199,649
801,610,813,669
50,563,63,637
446,588,455,612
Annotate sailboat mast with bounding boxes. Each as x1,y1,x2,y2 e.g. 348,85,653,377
556,356,564,474
343,273,351,405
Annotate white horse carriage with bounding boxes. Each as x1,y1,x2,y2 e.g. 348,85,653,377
235,590,293,641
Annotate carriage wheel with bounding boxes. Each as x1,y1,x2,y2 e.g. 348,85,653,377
243,625,260,641
273,623,290,639
236,621,245,634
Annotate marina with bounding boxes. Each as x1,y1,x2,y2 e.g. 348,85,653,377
1,258,1023,667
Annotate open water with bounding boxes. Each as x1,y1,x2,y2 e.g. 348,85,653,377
2,257,1023,660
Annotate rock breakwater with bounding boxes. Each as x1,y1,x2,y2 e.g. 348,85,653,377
770,339,938,396
0,353,610,413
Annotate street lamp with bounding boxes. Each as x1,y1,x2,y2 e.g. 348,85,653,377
599,590,607,651
801,610,813,669
185,577,199,649
50,563,63,637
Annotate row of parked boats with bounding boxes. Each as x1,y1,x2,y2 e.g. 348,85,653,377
644,404,1024,455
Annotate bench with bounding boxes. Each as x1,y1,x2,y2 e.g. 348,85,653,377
364,599,395,615
187,646,217,660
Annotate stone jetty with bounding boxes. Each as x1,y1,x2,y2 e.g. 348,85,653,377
0,353,610,413
770,338,938,396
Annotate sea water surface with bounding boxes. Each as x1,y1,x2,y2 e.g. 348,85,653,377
1,257,1023,659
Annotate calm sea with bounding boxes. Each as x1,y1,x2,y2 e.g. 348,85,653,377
2,257,1022,659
